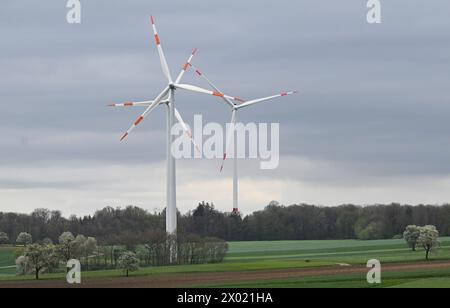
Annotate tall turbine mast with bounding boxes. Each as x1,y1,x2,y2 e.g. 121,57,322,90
192,66,297,214
109,16,241,262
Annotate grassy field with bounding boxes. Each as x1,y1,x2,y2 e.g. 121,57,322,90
202,268,450,288
227,238,450,264
0,246,17,276
0,238,450,287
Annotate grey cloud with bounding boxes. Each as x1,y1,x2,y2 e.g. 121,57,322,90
1,0,450,214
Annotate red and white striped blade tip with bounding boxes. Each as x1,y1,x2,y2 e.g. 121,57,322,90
120,133,129,142
219,154,227,172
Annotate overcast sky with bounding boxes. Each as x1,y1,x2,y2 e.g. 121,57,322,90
1,0,450,217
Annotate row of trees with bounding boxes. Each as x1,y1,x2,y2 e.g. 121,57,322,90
14,230,228,280
17,243,142,280
16,231,99,279
84,233,227,270
2,202,450,243
0,232,34,246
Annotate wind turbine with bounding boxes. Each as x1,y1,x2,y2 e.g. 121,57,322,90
109,16,242,249
191,65,297,214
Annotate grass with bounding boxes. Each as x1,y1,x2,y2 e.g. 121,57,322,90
1,238,450,287
0,246,17,276
0,259,334,281
0,246,16,266
392,278,450,288
197,268,450,288
226,238,450,264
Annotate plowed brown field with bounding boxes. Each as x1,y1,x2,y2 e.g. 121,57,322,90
1,261,449,288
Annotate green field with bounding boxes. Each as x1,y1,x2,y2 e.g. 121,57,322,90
1,238,450,287
203,269,450,288
0,246,17,276
227,238,450,264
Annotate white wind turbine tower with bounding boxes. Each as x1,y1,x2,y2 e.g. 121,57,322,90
109,16,242,244
192,66,297,214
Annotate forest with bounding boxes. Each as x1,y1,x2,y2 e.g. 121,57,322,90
1,202,450,244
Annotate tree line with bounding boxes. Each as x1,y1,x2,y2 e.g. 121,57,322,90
1,202,450,244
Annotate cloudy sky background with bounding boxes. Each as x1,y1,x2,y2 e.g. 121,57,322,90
1,0,450,217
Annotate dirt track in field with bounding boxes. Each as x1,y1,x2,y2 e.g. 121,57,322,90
1,261,450,288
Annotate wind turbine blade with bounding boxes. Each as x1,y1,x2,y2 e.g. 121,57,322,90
175,83,243,103
151,16,173,82
120,87,170,141
174,108,201,153
191,66,242,109
108,99,170,107
220,110,237,172
236,91,298,110
175,48,197,84
108,101,153,107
